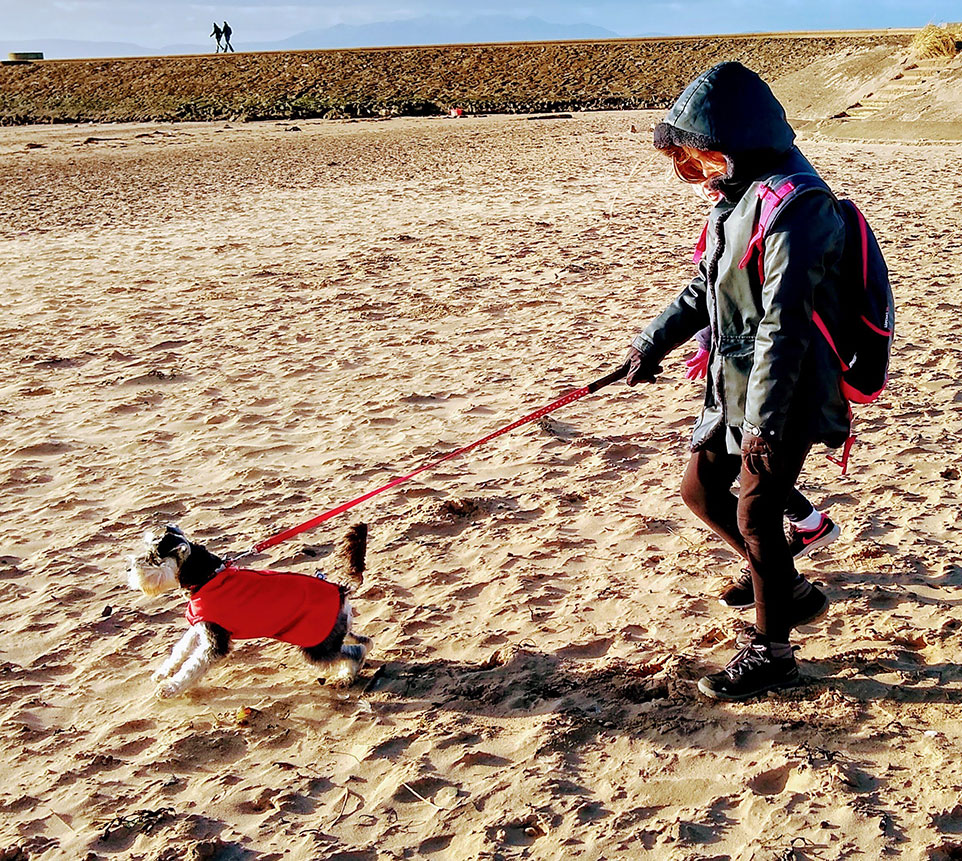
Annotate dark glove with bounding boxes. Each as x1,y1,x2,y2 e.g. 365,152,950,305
741,433,775,475
625,346,662,387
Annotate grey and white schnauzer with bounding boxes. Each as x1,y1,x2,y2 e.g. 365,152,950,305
127,522,372,698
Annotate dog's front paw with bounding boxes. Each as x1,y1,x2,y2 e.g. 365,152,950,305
326,668,359,689
156,680,185,699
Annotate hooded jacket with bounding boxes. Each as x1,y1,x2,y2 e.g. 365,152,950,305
633,62,850,452
186,566,343,647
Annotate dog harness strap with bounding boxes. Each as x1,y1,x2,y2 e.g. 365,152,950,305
251,363,629,553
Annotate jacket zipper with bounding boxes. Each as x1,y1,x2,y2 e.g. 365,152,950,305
704,206,733,444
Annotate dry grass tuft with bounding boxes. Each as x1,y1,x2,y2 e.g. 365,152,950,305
910,24,960,59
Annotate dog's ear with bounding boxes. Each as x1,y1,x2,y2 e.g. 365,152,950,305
162,525,190,557
151,527,192,566
169,541,191,565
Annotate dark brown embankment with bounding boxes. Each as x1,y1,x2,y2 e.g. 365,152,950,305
0,33,911,124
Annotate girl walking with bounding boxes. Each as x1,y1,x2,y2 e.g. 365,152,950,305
625,62,851,700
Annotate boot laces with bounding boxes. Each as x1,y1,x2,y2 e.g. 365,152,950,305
724,637,770,679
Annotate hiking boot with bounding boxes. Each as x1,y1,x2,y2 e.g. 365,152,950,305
792,582,830,627
720,571,830,627
787,514,840,558
718,569,755,609
718,513,838,609
698,631,799,701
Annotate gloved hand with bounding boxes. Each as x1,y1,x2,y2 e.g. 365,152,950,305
684,347,710,380
625,346,662,386
742,433,775,475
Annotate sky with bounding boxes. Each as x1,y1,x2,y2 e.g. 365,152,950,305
1,0,958,47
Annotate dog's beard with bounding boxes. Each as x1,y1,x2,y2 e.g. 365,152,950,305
127,555,180,596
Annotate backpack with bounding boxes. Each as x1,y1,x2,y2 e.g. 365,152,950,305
734,175,895,473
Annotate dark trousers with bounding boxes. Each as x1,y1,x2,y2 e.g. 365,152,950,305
680,433,812,642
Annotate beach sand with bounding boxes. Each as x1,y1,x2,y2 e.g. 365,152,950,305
1,110,962,859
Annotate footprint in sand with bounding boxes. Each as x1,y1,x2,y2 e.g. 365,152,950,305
392,775,458,807
556,638,614,660
369,734,416,760
161,730,248,770
932,804,962,835
418,835,455,855
747,763,803,796
0,557,25,579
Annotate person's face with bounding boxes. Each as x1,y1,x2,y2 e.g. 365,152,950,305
691,178,723,204
673,149,725,183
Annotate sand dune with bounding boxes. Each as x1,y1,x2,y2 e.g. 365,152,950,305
1,107,962,859
0,32,912,124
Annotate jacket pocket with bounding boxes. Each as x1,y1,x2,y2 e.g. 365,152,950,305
717,339,755,426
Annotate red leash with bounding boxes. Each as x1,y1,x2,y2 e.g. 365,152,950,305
247,362,629,555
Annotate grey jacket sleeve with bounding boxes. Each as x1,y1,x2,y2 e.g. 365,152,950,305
744,192,845,440
631,261,709,362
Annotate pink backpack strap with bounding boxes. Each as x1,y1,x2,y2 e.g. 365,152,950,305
827,433,855,475
737,180,797,271
852,201,869,287
826,405,856,475
812,311,850,372
693,220,708,264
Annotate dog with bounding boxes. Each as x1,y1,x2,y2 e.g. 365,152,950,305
127,522,372,698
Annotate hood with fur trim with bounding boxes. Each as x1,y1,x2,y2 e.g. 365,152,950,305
654,62,796,198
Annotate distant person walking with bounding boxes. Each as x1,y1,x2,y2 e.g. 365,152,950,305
222,21,235,52
210,22,223,52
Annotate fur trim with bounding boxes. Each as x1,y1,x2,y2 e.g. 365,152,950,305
654,118,792,200
653,122,716,153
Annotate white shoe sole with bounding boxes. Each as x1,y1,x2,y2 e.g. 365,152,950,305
697,668,801,701
718,596,754,610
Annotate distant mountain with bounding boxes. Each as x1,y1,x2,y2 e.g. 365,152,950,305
1,15,623,59
249,15,622,51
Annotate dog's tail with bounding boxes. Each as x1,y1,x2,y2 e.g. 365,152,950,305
336,523,367,590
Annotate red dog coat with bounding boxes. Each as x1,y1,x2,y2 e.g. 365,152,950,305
186,566,342,647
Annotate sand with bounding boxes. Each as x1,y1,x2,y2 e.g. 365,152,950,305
1,110,962,860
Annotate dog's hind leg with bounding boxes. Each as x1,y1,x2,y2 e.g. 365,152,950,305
153,626,200,683
345,632,373,655
319,641,370,689
301,638,368,688
334,641,369,687
158,623,230,698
